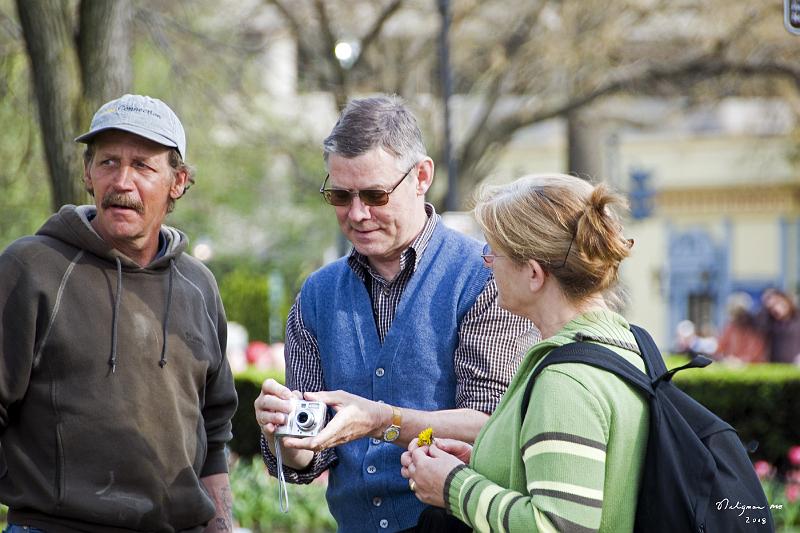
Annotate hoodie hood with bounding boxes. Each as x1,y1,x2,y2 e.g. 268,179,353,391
36,204,188,372
36,204,187,270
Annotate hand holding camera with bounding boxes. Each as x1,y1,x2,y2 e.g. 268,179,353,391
256,384,394,452
255,380,329,513
254,379,318,470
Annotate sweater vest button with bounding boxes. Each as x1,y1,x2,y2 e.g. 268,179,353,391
379,519,389,528
371,438,382,445
367,465,377,474
375,367,385,377
373,496,382,506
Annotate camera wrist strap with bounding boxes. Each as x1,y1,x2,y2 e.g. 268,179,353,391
274,436,290,513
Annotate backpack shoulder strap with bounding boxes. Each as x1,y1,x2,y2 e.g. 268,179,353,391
629,324,668,380
521,340,654,419
630,323,713,384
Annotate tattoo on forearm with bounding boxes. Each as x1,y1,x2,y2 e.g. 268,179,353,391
212,485,233,532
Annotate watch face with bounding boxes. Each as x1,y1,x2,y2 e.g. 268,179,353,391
383,426,400,442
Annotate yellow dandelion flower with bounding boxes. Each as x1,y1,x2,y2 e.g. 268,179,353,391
417,427,434,447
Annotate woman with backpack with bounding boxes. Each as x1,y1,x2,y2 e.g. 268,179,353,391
400,173,648,532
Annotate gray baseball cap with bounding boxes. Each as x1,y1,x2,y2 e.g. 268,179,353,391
75,94,187,159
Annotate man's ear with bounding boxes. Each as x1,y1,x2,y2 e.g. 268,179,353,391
170,169,188,199
527,259,548,293
415,157,434,196
83,163,94,194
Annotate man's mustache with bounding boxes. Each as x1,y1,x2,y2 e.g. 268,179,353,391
102,193,144,214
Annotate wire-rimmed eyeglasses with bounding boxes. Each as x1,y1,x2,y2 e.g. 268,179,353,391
319,162,418,207
481,243,505,266
481,237,575,269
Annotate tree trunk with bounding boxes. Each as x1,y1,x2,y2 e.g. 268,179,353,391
78,0,133,123
16,0,133,212
16,0,84,211
566,109,602,179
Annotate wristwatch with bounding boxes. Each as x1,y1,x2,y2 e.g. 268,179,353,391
382,405,402,442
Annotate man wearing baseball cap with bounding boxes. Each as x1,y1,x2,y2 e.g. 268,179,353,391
0,94,238,532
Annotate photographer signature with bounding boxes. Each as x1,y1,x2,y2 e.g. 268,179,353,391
716,498,783,517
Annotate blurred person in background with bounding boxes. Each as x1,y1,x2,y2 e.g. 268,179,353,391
0,94,238,532
715,292,767,363
673,319,699,354
757,288,800,364
402,173,648,532
254,95,535,532
673,319,717,356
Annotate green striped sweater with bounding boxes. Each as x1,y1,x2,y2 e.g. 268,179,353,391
445,310,649,532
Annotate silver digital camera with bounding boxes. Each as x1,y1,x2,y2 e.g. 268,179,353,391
274,399,327,438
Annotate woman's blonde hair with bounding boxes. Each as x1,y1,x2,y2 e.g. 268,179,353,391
474,173,632,303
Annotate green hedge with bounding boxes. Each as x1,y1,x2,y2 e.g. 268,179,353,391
219,268,270,342
669,359,800,473
217,267,293,343
231,369,283,458
229,361,800,474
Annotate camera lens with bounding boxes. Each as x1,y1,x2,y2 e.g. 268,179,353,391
296,409,315,430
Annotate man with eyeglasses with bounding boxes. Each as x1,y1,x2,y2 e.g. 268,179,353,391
254,95,536,532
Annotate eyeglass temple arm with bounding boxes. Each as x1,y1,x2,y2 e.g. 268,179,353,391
319,174,331,193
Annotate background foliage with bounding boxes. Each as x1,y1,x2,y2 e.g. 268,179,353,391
230,458,335,532
671,360,800,474
217,265,295,343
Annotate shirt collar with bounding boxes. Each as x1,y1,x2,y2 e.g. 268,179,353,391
348,203,439,282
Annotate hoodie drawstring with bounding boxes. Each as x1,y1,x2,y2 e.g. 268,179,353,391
108,257,175,373
109,257,123,373
159,259,175,368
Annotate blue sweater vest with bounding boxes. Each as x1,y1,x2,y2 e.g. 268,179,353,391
300,222,490,532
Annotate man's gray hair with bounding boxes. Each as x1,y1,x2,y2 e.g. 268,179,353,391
323,95,427,170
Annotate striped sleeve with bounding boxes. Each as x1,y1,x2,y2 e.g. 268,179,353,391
446,368,610,533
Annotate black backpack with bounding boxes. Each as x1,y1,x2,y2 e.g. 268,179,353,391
521,324,775,533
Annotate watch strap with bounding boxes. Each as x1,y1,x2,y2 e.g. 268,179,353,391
382,405,402,442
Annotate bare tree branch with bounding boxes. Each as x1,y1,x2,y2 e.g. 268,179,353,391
0,4,21,40
457,3,548,171
524,57,800,135
250,0,800,208
313,0,348,107
264,0,315,60
265,0,302,34
351,0,403,70
265,0,408,108
457,53,800,195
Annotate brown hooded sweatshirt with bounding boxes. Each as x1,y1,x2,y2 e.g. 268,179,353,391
0,205,238,532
